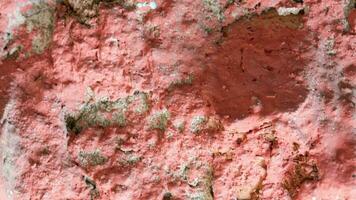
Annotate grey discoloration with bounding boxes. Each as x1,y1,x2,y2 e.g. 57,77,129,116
0,99,21,200
24,2,55,54
1,1,55,59
342,0,356,32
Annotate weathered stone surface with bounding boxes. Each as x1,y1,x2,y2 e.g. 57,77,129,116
0,0,355,199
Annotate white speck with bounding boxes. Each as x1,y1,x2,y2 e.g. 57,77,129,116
136,1,157,9
136,2,147,8
149,1,157,9
277,7,304,16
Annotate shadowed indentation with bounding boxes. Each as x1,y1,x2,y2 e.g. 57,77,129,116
200,10,312,119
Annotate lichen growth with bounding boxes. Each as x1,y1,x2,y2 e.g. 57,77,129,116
64,98,116,133
64,0,137,24
202,0,224,22
166,131,174,139
65,0,100,24
142,23,161,42
119,153,141,166
173,163,190,181
188,192,213,200
147,109,170,131
188,115,222,134
190,116,207,134
78,149,107,167
173,120,185,133
5,45,22,60
129,91,150,114
168,74,194,91
325,37,336,56
113,111,126,127
187,166,214,200
188,178,201,187
200,24,213,35
65,91,150,134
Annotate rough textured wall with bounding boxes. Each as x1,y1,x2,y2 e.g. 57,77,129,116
0,0,355,199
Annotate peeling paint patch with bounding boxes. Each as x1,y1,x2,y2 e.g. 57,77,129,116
0,1,30,58
6,6,26,33
0,1,55,59
277,7,304,16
